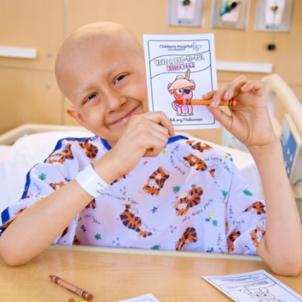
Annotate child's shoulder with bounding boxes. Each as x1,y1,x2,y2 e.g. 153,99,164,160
44,136,106,165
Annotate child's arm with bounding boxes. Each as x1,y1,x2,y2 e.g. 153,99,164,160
0,112,174,266
206,75,302,276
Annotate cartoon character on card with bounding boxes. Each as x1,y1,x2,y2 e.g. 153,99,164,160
240,287,284,302
167,69,196,116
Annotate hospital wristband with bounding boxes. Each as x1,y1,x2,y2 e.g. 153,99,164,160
75,163,109,198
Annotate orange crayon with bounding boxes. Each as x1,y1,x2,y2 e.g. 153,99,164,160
177,98,239,107
49,275,94,301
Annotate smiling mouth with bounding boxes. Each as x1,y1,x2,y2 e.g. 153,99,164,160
108,105,141,126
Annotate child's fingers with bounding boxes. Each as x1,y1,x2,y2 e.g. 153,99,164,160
208,106,233,132
223,75,248,101
144,111,175,136
149,121,170,137
211,86,227,107
202,90,215,100
143,127,169,157
241,80,264,94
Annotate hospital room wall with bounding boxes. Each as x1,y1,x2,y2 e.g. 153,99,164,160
0,0,302,142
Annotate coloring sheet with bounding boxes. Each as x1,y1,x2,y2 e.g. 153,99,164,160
202,270,302,302
144,33,218,130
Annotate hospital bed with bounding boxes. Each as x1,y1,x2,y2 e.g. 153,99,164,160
0,74,301,218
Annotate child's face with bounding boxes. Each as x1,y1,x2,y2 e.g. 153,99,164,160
59,35,148,144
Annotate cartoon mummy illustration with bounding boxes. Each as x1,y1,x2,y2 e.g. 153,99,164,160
167,69,196,116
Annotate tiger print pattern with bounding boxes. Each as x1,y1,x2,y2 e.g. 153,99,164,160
49,181,65,191
79,140,98,159
47,144,74,164
85,199,96,209
244,201,266,215
120,204,152,238
186,139,212,153
250,226,266,247
111,174,127,185
183,154,207,171
176,227,197,250
143,166,169,196
174,186,203,216
227,230,241,252
209,168,216,177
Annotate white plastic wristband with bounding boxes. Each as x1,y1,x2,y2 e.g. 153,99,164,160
75,163,109,198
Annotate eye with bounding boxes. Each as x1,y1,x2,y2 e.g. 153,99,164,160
114,73,128,85
183,89,191,94
175,88,184,95
88,92,97,100
83,92,98,105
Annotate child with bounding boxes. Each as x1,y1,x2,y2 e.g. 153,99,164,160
0,22,301,275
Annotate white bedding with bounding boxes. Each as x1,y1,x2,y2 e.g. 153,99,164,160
0,145,11,162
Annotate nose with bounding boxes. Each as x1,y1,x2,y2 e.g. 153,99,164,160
104,89,126,112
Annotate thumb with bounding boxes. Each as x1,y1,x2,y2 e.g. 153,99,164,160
208,106,233,132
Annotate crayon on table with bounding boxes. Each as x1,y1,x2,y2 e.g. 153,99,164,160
49,275,94,301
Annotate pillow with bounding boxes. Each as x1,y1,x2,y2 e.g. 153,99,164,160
0,130,93,210
0,145,11,162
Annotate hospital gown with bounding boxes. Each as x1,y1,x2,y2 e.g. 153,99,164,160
0,135,266,255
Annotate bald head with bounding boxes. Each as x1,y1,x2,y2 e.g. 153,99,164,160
55,22,144,99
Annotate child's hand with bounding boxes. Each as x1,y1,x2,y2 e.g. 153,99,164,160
105,111,175,178
205,75,278,151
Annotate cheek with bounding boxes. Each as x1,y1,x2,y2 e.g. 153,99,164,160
81,107,106,128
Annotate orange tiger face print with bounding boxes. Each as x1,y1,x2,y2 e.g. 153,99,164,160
79,140,98,158
183,154,207,171
250,226,266,247
120,204,152,238
49,181,65,191
85,199,96,209
176,227,197,250
47,144,74,164
244,201,266,215
143,166,169,196
186,140,212,153
227,230,241,252
174,186,203,216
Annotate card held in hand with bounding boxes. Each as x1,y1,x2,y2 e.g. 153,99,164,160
143,33,218,130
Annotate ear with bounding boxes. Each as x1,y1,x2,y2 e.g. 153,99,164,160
67,108,86,127
167,83,173,94
185,69,190,79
